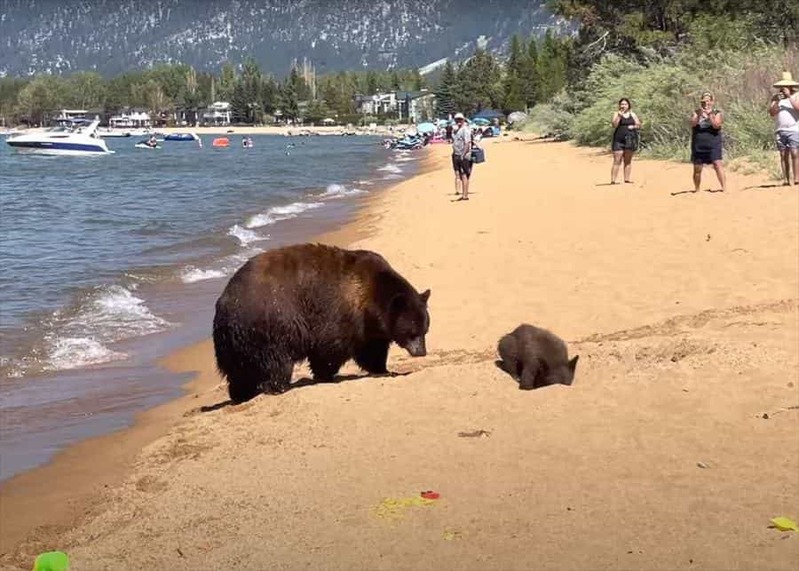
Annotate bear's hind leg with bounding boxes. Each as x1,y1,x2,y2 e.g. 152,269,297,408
308,353,347,382
263,358,295,394
354,339,390,375
518,358,544,391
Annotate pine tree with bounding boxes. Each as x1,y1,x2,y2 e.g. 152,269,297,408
218,62,237,101
411,69,424,91
279,79,299,120
365,71,378,95
523,37,541,107
456,49,502,115
537,30,568,102
502,35,526,112
434,60,457,117
259,75,277,115
241,57,261,123
230,81,248,123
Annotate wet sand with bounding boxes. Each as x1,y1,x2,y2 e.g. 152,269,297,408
1,137,797,570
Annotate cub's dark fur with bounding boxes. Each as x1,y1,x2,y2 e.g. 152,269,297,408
212,243,431,402
497,324,578,390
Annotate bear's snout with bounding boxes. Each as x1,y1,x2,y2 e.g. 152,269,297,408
405,336,427,357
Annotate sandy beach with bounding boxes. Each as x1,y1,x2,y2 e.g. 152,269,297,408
1,136,797,570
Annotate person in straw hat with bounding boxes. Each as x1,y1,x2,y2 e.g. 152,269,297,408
768,71,799,186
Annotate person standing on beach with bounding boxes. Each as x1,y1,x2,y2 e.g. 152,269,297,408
690,91,726,192
451,112,473,201
610,98,641,184
768,71,799,186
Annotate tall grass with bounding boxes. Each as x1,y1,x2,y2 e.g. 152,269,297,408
526,44,798,176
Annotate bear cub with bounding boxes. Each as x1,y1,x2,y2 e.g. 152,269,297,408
497,324,579,390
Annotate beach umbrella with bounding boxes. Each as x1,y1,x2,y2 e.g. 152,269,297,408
471,117,490,126
508,111,528,125
415,122,436,134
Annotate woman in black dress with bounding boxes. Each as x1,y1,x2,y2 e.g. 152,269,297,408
610,98,641,184
690,91,726,192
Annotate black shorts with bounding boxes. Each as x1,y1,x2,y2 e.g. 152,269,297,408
452,154,473,178
612,131,639,152
612,138,635,151
691,147,722,164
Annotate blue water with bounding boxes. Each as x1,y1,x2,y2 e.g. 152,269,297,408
0,133,410,379
0,131,420,481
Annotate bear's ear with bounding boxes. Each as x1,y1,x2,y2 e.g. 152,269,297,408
389,293,408,314
568,355,579,374
419,289,431,304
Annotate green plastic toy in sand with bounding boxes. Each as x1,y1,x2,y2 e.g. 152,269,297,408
32,551,69,571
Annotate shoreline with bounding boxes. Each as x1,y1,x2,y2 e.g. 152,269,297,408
0,132,422,483
2,136,797,570
0,146,441,559
157,125,400,137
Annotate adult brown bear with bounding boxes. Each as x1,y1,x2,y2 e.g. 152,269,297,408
212,243,431,402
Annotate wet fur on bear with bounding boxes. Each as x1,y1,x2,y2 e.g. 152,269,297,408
497,324,579,390
212,243,431,402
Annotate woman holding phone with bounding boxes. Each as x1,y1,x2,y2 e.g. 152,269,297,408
610,98,641,184
690,91,726,192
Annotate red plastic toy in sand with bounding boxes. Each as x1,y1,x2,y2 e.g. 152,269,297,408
420,490,440,500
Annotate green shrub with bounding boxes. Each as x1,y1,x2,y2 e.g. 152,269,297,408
530,42,797,177
524,91,576,138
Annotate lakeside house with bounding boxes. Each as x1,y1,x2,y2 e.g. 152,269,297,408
201,101,232,126
353,92,398,116
395,90,436,123
53,109,88,122
353,89,436,123
109,108,151,129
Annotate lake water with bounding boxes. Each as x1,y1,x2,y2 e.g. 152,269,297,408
0,132,418,480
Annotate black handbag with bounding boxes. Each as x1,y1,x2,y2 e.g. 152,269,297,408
471,146,485,163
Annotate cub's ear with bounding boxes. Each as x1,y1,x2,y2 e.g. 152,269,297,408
419,289,431,304
568,355,579,373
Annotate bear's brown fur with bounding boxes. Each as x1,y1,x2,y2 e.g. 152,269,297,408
212,243,431,402
497,324,578,390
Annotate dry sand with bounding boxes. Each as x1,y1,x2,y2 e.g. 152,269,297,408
1,136,798,570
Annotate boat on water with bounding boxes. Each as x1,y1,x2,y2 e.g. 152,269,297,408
135,142,161,149
5,118,114,156
164,132,200,142
97,128,132,138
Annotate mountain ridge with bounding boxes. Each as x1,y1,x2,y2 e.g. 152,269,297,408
0,0,566,77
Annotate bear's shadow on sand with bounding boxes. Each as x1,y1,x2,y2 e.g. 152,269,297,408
200,371,411,412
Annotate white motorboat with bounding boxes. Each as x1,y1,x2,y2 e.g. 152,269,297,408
97,128,132,138
6,118,115,156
